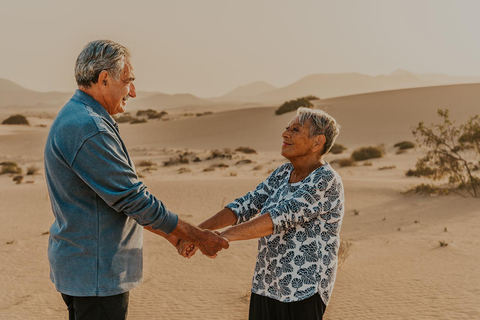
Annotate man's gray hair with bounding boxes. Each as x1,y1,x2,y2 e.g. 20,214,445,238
75,40,131,88
297,107,341,155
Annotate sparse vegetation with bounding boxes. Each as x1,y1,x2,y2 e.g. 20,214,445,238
177,167,191,174
403,183,451,196
338,240,351,268
130,118,147,124
236,159,253,165
408,109,480,197
330,143,347,155
0,162,22,174
137,160,156,167
2,114,29,125
378,166,396,170
136,109,168,119
439,240,449,247
12,175,23,184
235,146,257,154
394,141,415,150
275,96,319,115
351,146,383,161
26,165,39,175
208,149,233,160
337,158,356,167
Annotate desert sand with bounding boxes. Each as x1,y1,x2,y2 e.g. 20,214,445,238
1,84,479,319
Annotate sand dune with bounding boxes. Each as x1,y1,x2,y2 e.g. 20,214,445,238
1,83,479,319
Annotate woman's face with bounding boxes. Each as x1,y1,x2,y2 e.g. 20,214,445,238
281,116,323,160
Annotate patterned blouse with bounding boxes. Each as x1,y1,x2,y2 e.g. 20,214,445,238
226,162,344,305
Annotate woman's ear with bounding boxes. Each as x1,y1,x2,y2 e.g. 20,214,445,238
314,135,326,152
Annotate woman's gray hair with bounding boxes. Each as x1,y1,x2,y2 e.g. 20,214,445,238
297,107,341,155
75,40,131,88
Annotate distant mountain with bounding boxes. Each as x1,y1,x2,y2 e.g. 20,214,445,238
129,92,209,110
0,78,71,110
221,81,277,99
255,72,429,103
218,70,480,104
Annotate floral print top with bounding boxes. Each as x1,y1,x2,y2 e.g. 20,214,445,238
226,162,344,305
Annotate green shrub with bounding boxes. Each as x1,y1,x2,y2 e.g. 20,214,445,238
2,114,29,125
275,96,318,115
351,146,383,161
394,141,415,150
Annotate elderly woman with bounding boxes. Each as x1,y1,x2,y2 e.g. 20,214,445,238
181,107,344,320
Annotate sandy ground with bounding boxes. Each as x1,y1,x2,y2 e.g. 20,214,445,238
1,86,479,319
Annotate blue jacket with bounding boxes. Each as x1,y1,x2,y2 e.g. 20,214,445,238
44,90,178,296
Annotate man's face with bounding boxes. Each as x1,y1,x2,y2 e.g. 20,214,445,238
103,61,136,115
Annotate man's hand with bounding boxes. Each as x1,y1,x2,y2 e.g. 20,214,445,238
177,240,197,258
195,229,229,258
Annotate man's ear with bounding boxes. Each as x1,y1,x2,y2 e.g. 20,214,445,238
98,70,109,86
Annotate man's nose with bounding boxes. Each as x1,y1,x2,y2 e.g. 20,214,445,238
129,83,137,98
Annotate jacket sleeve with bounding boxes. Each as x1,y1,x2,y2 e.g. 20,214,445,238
71,131,178,233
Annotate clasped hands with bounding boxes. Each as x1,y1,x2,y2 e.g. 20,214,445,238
176,230,229,259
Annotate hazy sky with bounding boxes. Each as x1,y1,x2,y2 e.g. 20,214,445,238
1,0,480,97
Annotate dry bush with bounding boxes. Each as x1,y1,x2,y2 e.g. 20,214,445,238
351,146,383,161
177,167,191,174
337,158,356,167
330,143,347,155
410,109,480,197
235,147,257,154
378,166,396,170
208,149,233,160
394,141,415,150
338,240,351,268
137,160,156,167
363,161,373,167
115,115,135,123
13,175,23,184
1,162,22,174
2,114,29,125
130,118,147,124
403,183,450,196
26,165,39,175
253,165,264,171
236,159,253,165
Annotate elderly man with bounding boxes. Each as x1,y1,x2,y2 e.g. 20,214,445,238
44,40,229,319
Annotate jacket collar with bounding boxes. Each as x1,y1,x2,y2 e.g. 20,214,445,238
71,89,117,128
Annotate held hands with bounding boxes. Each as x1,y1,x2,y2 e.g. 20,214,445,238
177,230,229,259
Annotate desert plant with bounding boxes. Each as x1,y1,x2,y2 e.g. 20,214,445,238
275,96,317,115
351,146,383,161
330,143,347,154
403,183,450,196
26,165,39,175
394,141,415,150
137,160,156,167
115,115,135,123
2,114,29,125
410,109,480,197
1,162,22,174
337,158,356,167
235,146,257,154
130,118,147,124
337,240,351,268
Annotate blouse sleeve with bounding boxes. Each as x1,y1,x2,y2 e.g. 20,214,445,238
226,164,289,224
268,169,344,235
